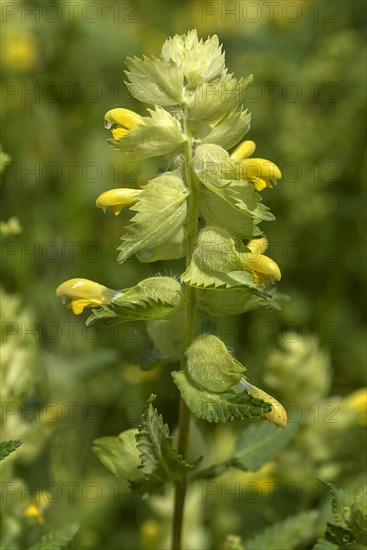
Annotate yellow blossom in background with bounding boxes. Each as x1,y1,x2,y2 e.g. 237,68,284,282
231,140,282,191
344,388,367,425
239,237,281,284
141,519,161,550
56,278,122,315
95,188,141,215
2,31,39,72
104,108,142,140
24,491,50,524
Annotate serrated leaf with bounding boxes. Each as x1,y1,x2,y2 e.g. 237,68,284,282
195,144,274,222
172,371,271,423
28,523,80,550
184,334,246,393
196,420,297,479
92,429,141,481
0,439,23,461
324,482,355,529
313,539,338,550
201,108,251,149
125,55,184,106
117,175,188,263
244,511,318,550
87,277,183,326
136,226,186,262
161,30,225,88
197,287,281,317
231,419,298,471
181,226,261,290
189,74,252,122
130,395,196,496
199,187,261,240
325,523,355,545
111,107,185,160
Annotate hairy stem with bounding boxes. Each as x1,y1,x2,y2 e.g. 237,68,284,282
172,123,198,550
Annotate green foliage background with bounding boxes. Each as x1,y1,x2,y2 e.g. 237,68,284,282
1,1,366,549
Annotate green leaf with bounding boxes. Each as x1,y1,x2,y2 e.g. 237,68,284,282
313,539,338,550
146,310,186,359
199,187,261,240
197,287,281,317
87,277,183,326
223,534,245,550
92,429,141,481
125,55,184,106
172,371,271,423
194,144,274,222
244,511,319,550
117,175,188,263
189,74,253,123
324,482,355,529
28,523,80,550
130,395,197,496
0,439,23,461
136,226,186,262
184,334,246,392
196,420,297,479
111,107,185,160
201,108,251,149
181,226,260,290
161,30,225,88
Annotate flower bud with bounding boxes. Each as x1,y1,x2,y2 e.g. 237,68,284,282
56,278,122,315
104,108,142,141
239,158,282,191
239,238,281,285
236,378,287,428
95,188,141,215
230,140,256,161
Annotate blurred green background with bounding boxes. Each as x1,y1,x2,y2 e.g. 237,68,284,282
1,1,366,549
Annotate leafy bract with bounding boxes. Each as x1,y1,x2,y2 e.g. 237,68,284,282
184,334,246,393
196,421,297,479
136,227,186,262
86,277,183,326
197,287,281,316
172,371,271,423
111,107,185,160
93,429,141,481
130,395,197,495
125,55,184,106
194,144,274,222
244,511,319,550
0,439,23,461
146,310,186,359
28,523,80,550
201,108,251,149
161,30,225,88
188,74,253,122
181,226,259,289
117,175,188,263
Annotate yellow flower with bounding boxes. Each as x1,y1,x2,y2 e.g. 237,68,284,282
24,491,49,524
344,388,367,426
96,188,141,215
237,378,287,428
231,140,282,191
56,278,122,315
104,108,142,140
239,237,281,284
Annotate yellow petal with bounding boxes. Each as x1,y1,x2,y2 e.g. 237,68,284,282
69,298,98,315
241,253,281,282
230,140,256,161
247,237,268,255
96,188,141,215
104,108,142,130
239,380,287,428
240,158,282,181
24,503,45,524
112,127,128,140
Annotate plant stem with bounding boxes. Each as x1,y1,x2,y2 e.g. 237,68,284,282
172,125,198,550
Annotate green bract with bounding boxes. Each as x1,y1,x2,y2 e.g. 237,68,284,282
184,335,246,392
